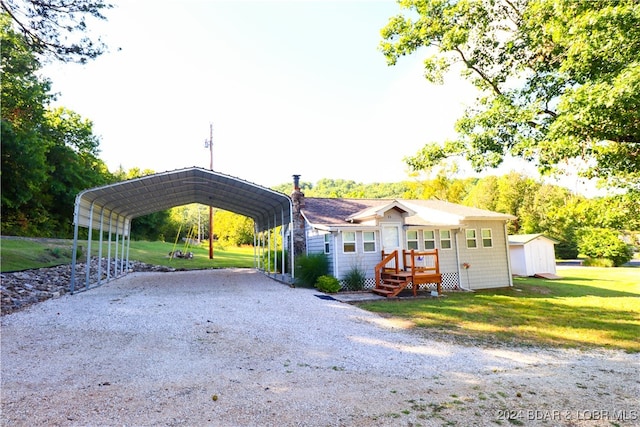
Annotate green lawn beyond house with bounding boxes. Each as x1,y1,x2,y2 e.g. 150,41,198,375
0,237,255,272
359,267,640,353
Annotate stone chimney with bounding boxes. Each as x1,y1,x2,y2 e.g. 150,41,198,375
291,174,306,256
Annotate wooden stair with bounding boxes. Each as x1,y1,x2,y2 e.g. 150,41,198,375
373,249,443,298
373,271,412,297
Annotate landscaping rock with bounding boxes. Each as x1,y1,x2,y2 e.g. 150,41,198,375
0,259,171,315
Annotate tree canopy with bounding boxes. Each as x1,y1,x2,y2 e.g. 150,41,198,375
380,0,640,191
1,12,112,236
0,0,112,63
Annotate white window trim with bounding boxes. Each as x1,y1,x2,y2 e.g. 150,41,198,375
363,231,376,253
342,231,357,254
324,233,331,254
439,229,453,250
406,230,419,250
481,228,493,248
424,230,436,250
466,229,478,249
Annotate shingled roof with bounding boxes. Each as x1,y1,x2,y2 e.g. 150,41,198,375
301,197,515,229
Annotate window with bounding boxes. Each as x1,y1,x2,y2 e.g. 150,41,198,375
440,230,452,249
363,231,376,252
424,230,436,249
343,231,356,253
481,228,493,248
406,230,419,250
466,229,478,248
324,234,331,254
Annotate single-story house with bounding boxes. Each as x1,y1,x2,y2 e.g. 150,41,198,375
508,234,558,277
290,182,517,292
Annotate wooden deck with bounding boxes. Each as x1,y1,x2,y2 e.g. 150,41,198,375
373,249,442,297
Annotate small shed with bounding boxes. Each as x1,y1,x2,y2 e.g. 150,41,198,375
509,234,559,277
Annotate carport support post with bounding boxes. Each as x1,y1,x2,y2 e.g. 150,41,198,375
126,224,131,272
114,217,120,276
70,196,81,294
107,212,113,281
120,221,127,274
85,202,95,290
281,209,285,280
253,226,257,269
267,221,272,273
97,207,105,286
273,212,277,275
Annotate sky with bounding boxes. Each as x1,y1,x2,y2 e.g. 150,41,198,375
43,0,542,189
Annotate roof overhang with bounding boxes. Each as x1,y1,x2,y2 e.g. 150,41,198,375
74,167,292,233
345,200,417,223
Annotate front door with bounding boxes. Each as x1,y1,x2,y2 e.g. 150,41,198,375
381,224,403,268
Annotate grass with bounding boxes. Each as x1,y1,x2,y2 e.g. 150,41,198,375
358,267,640,353
1,237,256,272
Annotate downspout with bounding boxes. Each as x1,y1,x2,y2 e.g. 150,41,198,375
504,222,513,287
335,230,341,279
331,233,338,276
454,228,466,290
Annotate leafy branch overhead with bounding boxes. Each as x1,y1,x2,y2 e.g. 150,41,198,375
0,0,112,63
380,0,640,190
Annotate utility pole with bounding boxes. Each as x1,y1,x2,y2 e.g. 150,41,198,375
205,123,214,259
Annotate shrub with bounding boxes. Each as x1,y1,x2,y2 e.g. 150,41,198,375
316,275,341,293
582,258,615,267
342,265,366,291
261,250,289,273
294,253,329,287
578,228,633,267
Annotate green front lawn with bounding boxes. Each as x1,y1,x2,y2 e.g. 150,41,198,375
359,267,640,352
1,237,256,272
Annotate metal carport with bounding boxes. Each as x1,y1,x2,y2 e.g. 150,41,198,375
71,167,294,292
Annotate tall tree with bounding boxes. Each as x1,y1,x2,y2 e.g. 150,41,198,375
1,15,113,236
381,0,640,190
0,0,112,63
1,13,52,232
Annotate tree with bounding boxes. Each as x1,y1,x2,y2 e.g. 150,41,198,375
381,0,640,190
1,13,51,221
1,0,112,63
1,14,114,236
577,228,633,266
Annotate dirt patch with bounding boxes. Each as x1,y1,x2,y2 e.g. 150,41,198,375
1,269,638,426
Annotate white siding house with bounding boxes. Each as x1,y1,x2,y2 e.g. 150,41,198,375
509,234,558,276
294,194,517,291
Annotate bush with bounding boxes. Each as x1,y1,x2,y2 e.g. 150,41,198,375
316,275,341,293
261,250,289,273
582,258,615,267
294,253,329,287
578,228,633,267
342,266,366,291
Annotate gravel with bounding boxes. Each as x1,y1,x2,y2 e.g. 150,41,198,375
1,269,638,426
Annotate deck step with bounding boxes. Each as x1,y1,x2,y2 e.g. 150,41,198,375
381,278,406,285
372,288,394,296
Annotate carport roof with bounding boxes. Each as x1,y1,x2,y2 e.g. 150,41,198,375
74,167,292,232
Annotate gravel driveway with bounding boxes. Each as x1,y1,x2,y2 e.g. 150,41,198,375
1,269,638,426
